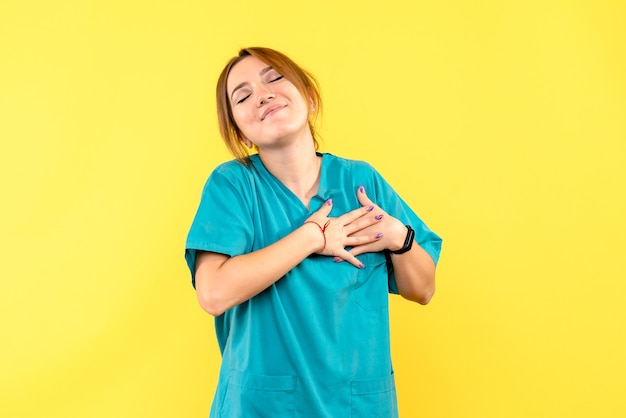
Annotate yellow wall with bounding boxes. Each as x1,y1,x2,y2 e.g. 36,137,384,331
1,1,624,417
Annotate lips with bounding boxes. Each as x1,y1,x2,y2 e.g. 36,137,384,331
261,104,286,121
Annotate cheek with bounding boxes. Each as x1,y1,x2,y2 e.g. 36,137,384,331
232,106,254,127
293,94,312,116
231,110,257,139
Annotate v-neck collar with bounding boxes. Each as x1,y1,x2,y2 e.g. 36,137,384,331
250,152,331,212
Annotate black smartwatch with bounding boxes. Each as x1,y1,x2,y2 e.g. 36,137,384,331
389,225,415,255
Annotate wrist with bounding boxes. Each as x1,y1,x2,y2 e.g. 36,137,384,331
389,225,415,255
389,230,405,252
387,221,407,252
303,220,329,253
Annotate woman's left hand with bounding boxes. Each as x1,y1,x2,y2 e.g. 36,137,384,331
343,186,407,257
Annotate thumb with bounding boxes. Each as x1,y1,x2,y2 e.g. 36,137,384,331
357,185,374,207
315,197,333,217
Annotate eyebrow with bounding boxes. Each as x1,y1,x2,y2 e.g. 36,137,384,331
230,66,275,101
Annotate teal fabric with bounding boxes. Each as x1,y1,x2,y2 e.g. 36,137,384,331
185,153,442,417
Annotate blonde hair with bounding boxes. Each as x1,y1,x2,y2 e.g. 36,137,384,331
215,47,322,163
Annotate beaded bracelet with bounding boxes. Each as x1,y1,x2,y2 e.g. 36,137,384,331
304,220,331,251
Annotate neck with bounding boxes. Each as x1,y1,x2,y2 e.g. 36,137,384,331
258,135,321,207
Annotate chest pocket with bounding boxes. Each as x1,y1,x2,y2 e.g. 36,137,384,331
219,370,297,418
354,252,390,311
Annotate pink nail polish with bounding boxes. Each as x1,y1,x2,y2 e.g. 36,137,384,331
333,257,341,262
375,233,383,239
366,206,374,211
326,198,332,206
375,214,384,220
359,185,365,193
359,263,365,268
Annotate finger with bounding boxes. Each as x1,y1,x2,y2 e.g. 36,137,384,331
345,232,384,247
344,214,384,236
334,249,366,269
357,185,375,207
348,242,381,258
315,197,333,217
337,204,373,226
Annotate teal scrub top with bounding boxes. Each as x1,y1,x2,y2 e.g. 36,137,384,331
185,153,442,418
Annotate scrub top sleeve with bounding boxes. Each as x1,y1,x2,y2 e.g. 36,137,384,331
368,165,443,264
185,167,254,288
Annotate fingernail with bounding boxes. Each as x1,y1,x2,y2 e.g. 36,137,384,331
375,214,384,220
359,263,365,269
359,185,365,193
333,257,341,262
366,206,374,211
375,233,383,239
326,198,332,206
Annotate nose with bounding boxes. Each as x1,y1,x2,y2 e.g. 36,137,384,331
256,90,275,107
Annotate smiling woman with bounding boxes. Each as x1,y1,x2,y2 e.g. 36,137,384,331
226,56,311,151
184,46,442,417
215,48,323,163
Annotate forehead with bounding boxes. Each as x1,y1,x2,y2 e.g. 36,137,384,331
226,56,272,92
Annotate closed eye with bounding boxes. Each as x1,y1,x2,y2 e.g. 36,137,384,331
269,75,284,83
236,94,251,104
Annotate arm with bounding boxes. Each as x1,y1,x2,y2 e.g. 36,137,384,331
195,223,322,316
195,199,380,316
387,237,437,305
346,186,438,305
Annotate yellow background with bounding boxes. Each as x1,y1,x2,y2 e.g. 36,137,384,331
1,0,624,417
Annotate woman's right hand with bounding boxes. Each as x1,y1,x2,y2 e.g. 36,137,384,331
304,198,384,268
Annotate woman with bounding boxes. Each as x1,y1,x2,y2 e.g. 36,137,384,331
185,47,442,417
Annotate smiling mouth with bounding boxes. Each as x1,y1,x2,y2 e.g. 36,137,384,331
261,105,286,121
